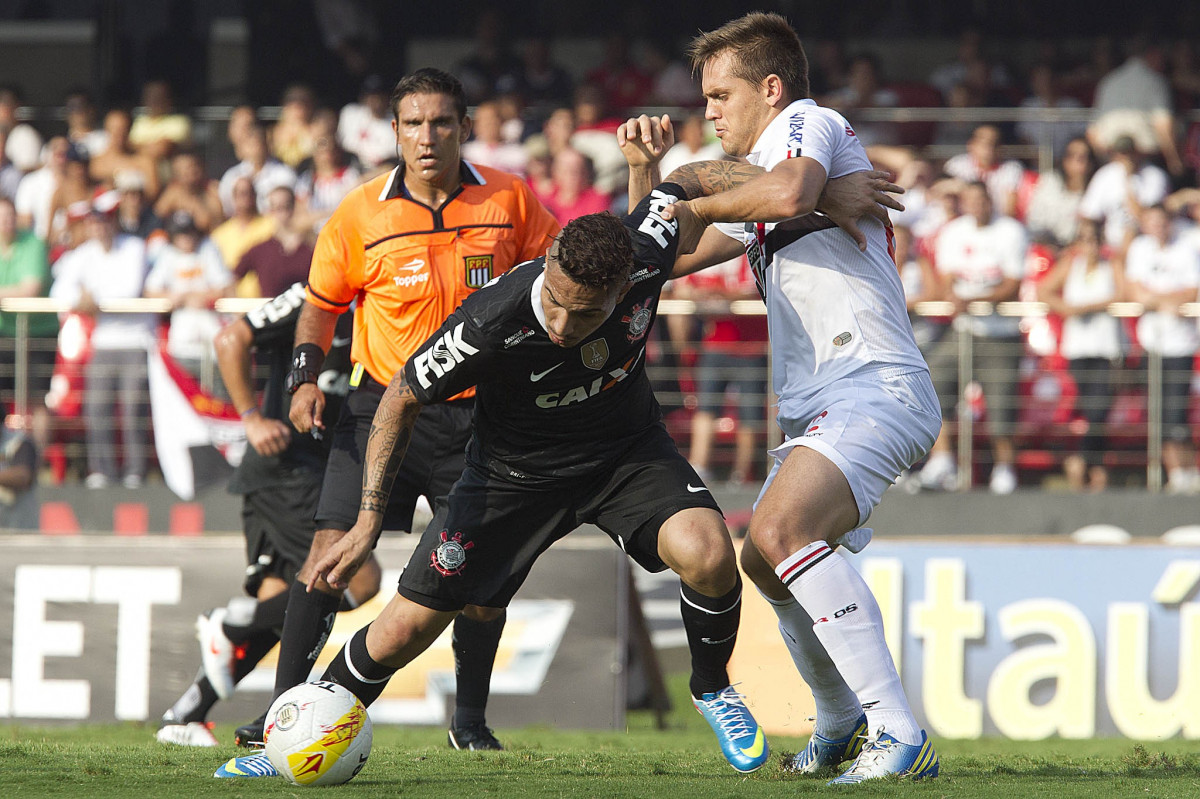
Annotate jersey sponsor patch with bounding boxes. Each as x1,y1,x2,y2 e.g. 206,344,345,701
246,283,306,329
535,352,640,408
465,254,494,288
503,326,536,349
833,331,853,347
411,322,480,388
636,189,680,249
581,338,609,370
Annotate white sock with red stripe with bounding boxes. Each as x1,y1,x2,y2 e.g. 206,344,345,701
774,541,921,745
757,588,863,739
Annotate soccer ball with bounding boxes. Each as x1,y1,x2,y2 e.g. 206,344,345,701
263,680,373,786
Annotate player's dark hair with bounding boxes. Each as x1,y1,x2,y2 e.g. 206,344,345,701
686,12,810,100
553,212,634,290
390,68,468,123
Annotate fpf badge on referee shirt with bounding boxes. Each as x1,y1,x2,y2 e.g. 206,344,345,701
464,254,494,288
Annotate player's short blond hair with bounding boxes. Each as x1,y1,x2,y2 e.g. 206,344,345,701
686,12,809,100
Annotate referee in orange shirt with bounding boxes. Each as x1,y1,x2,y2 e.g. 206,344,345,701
234,69,559,755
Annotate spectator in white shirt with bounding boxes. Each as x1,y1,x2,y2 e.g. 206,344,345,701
461,100,528,177
1079,134,1170,250
49,191,155,489
918,181,1028,494
1124,204,1200,493
1026,136,1097,249
14,136,69,241
942,124,1026,219
337,74,396,171
218,125,297,217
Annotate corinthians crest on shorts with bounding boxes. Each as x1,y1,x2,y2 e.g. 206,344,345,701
464,254,494,288
431,530,473,576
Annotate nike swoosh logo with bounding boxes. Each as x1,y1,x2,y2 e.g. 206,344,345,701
686,484,708,493
331,335,352,347
739,728,765,759
701,632,737,645
529,363,563,382
399,258,426,272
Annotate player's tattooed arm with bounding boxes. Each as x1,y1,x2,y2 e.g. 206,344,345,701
664,160,766,201
359,371,423,523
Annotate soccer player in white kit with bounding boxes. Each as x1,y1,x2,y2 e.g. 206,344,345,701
620,11,941,785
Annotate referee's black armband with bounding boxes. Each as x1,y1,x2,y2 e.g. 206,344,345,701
291,343,325,374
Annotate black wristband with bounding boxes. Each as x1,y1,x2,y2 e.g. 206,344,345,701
292,342,326,374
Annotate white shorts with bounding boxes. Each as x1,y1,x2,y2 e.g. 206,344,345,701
759,368,941,526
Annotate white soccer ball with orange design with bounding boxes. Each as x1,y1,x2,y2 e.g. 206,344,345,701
263,680,373,786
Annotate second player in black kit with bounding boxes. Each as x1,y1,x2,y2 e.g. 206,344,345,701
308,183,772,774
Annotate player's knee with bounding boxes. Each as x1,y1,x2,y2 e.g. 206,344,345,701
460,604,504,623
748,513,823,563
662,516,737,593
347,556,381,606
739,540,782,593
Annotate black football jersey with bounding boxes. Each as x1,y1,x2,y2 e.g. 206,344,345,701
402,184,686,481
229,282,354,492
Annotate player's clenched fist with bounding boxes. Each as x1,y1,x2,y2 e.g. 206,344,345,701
617,114,674,167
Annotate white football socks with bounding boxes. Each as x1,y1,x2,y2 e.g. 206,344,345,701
775,541,921,745
757,587,862,739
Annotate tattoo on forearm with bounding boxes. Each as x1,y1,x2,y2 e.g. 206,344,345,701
360,374,420,513
665,160,766,200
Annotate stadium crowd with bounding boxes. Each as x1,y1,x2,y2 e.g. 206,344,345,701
2,28,1200,505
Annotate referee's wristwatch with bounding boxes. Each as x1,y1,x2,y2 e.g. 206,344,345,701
285,368,319,395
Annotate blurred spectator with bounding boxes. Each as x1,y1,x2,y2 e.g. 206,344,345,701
893,221,949,351
807,40,848,97
337,74,396,170
218,124,297,216
49,191,155,489
933,81,984,147
46,144,96,251
271,84,318,169
154,150,224,234
0,85,43,173
1089,38,1183,176
210,176,275,294
1016,64,1088,157
674,257,768,487
207,104,259,178
536,147,611,223
113,169,163,240
128,79,192,166
494,92,528,144
0,127,20,201
63,90,108,160
1123,204,1200,493
14,136,69,241
642,39,697,107
568,84,628,196
514,36,573,106
144,211,233,379
658,114,725,178
1036,220,1123,492
1026,137,1097,248
919,181,1028,494
929,29,1011,101
454,9,522,105
89,109,160,200
1079,134,1169,250
0,195,58,439
586,34,653,112
233,186,313,298
294,134,361,233
462,101,528,177
524,106,575,162
0,412,38,530
822,52,901,147
942,124,1026,218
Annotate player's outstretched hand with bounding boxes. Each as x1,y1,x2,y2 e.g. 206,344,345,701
818,170,905,252
244,412,292,457
661,200,706,255
308,526,374,592
617,114,674,167
288,382,326,434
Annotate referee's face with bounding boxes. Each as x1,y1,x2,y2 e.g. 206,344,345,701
393,91,471,192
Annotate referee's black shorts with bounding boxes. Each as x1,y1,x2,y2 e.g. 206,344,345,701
314,375,473,534
397,421,723,612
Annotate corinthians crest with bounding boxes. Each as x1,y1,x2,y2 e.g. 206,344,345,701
621,298,653,342
431,530,474,576
581,338,609,370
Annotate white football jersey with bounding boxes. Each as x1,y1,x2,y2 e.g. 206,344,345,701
714,99,928,409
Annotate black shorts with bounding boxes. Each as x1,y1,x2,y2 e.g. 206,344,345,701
242,468,322,595
314,376,473,533
397,422,723,612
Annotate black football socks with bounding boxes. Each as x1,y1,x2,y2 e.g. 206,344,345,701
273,580,340,699
321,625,397,707
451,610,506,729
681,575,742,698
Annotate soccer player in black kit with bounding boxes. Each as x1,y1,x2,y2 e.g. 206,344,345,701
307,185,770,773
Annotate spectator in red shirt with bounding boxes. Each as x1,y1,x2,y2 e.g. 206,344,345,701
585,34,653,112
234,186,313,298
536,147,610,224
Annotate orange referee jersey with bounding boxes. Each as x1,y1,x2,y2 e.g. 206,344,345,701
306,161,560,393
